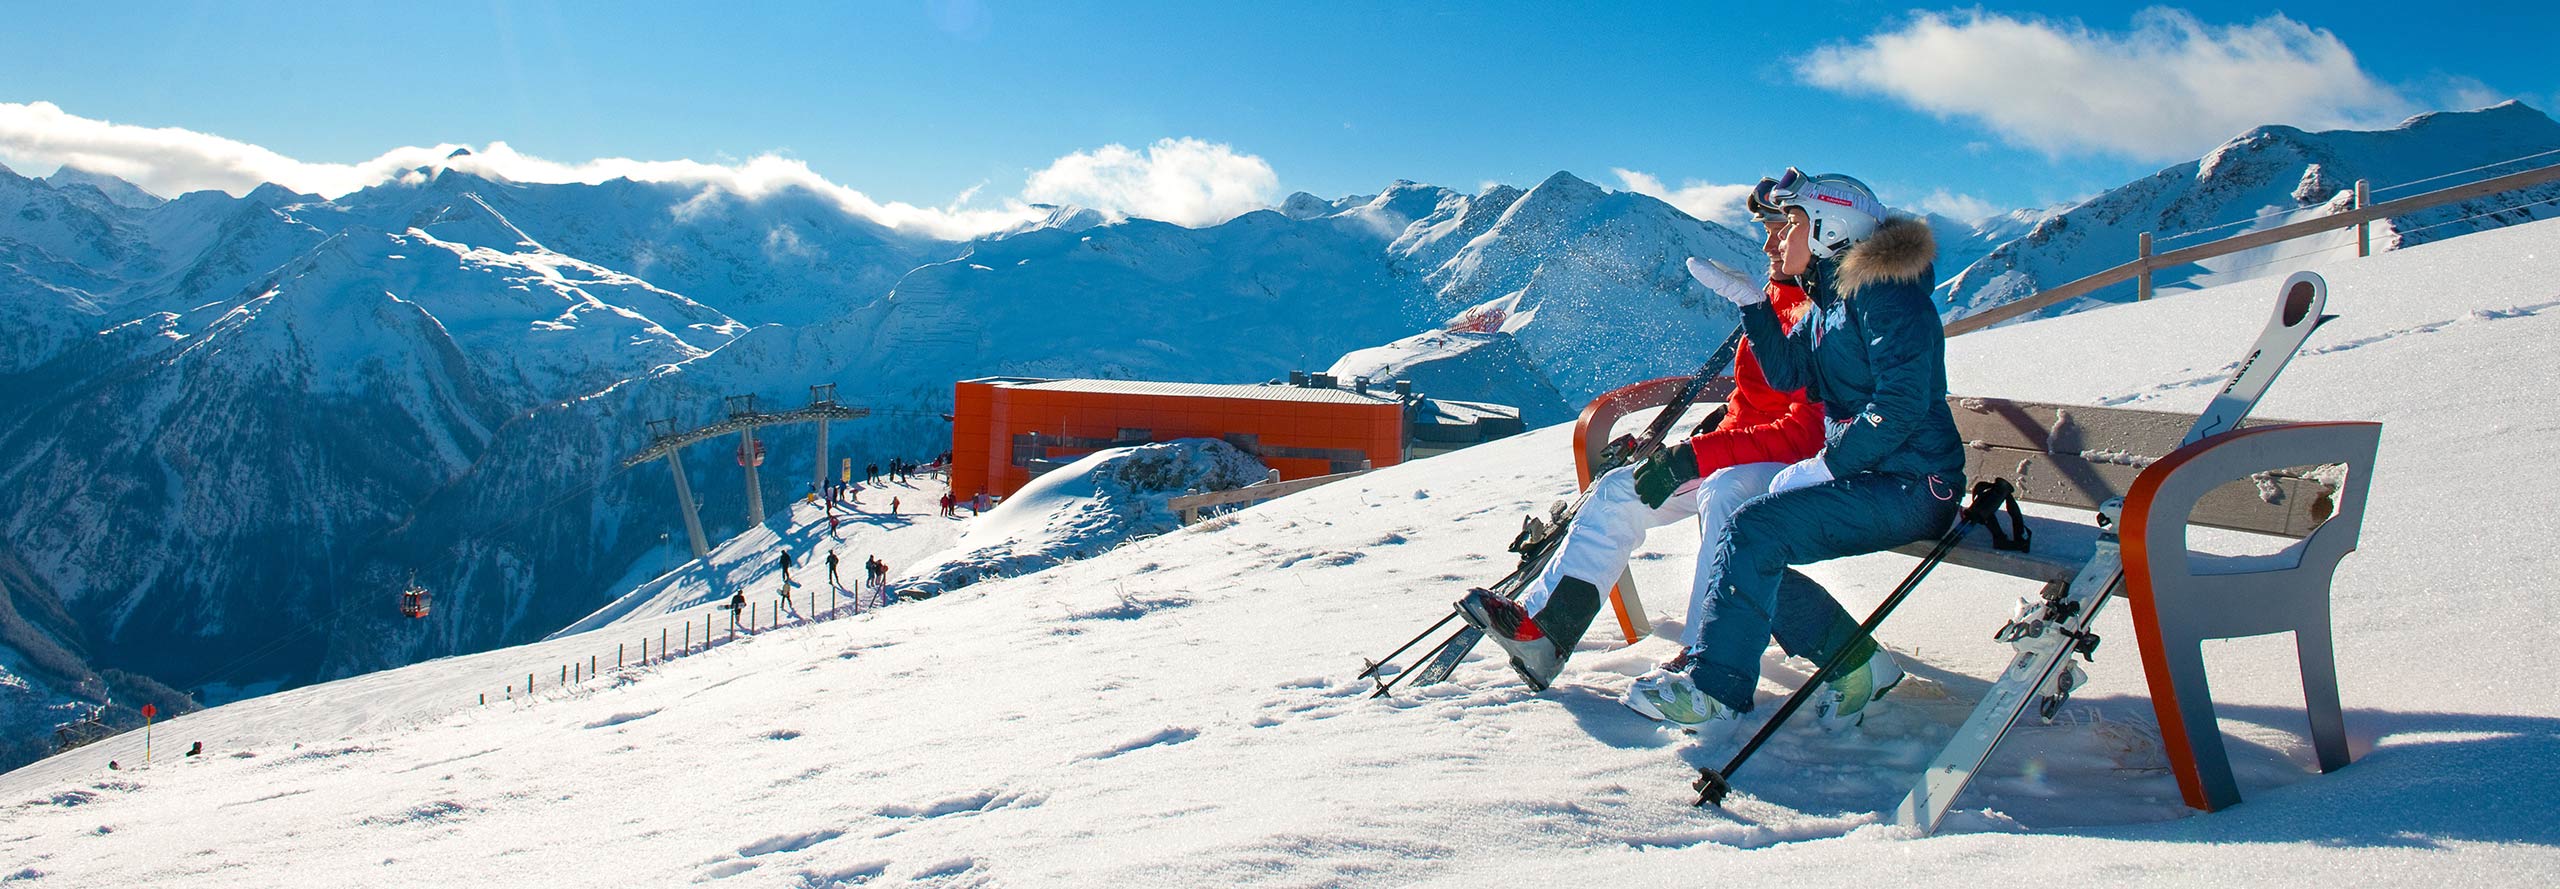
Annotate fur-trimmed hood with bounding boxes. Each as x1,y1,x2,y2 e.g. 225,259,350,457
1836,215,1935,296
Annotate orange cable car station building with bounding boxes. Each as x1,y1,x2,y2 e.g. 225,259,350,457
950,374,1518,499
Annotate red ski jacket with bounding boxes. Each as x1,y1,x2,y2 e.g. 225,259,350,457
1687,279,1823,476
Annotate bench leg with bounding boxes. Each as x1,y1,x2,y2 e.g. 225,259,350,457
2295,622,2351,774
2154,639,2244,812
1608,573,1651,645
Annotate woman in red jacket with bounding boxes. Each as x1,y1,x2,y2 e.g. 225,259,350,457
1456,205,1825,710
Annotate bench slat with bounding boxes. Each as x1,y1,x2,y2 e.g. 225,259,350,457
1891,513,2096,583
1948,396,2289,455
1960,444,2334,538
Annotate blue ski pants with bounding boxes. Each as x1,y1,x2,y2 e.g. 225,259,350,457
1691,470,1960,711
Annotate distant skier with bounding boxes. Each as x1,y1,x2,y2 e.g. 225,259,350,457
866,462,878,483
890,496,900,515
973,491,992,515
826,550,842,588
729,590,748,630
1456,185,1826,714
186,741,202,757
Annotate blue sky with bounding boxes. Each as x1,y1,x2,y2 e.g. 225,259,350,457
2,1,2551,233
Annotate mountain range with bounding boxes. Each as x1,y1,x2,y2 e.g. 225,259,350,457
0,102,2553,769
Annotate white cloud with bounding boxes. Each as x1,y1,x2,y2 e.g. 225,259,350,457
1799,9,2415,161
1610,168,1760,227
1021,138,1279,228
1911,189,2005,223
0,101,1285,239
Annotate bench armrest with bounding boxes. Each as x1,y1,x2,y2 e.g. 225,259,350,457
2119,420,2382,812
1573,376,1736,486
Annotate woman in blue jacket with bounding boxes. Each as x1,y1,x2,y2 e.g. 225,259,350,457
1632,169,1965,736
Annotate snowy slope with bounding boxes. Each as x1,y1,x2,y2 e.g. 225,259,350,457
3,215,2556,885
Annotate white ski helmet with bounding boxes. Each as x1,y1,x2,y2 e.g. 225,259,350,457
1759,168,1884,259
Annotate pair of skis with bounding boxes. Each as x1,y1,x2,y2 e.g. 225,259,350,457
1359,325,1749,698
1888,271,2333,832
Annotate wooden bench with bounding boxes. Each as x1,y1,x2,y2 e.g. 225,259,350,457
1574,379,2381,813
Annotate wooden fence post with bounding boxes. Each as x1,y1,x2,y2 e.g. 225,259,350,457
2136,231,2154,301
479,693,485,706
527,673,534,695
2355,178,2371,257
561,665,567,686
618,643,624,668
662,627,669,658
685,624,692,653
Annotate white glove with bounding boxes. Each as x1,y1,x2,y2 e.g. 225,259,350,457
1768,452,1834,494
1686,256,1766,307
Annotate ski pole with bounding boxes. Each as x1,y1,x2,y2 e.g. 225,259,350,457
1696,479,2017,807
1359,611,1463,682
1370,623,1470,699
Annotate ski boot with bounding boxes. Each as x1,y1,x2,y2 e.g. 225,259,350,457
1815,646,1905,731
1624,656,1743,740
1453,588,1566,692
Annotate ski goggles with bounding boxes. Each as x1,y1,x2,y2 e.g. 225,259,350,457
1760,167,1809,207
1748,167,1811,222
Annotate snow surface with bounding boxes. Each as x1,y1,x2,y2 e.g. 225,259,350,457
4,213,2558,885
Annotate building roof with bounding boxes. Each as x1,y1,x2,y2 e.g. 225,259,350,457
968,376,1404,406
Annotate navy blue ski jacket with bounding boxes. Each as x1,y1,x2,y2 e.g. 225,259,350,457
1738,216,1965,484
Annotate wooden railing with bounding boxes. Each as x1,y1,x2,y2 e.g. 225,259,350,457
1945,160,2560,336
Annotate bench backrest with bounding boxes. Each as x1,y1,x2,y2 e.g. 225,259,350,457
1575,382,2340,540
1950,396,2334,538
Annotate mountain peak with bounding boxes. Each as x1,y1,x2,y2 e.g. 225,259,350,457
43,164,166,209
1278,192,1336,220
243,181,314,205
1532,170,1599,194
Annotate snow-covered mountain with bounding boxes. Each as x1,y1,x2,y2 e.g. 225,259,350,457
1940,101,2560,323
4,213,2555,884
0,161,1762,768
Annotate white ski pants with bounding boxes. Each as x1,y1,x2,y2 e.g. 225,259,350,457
1522,460,1786,650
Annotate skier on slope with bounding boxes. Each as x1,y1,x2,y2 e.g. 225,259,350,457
1455,185,1826,707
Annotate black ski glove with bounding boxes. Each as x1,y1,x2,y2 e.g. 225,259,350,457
1633,441,1701,509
